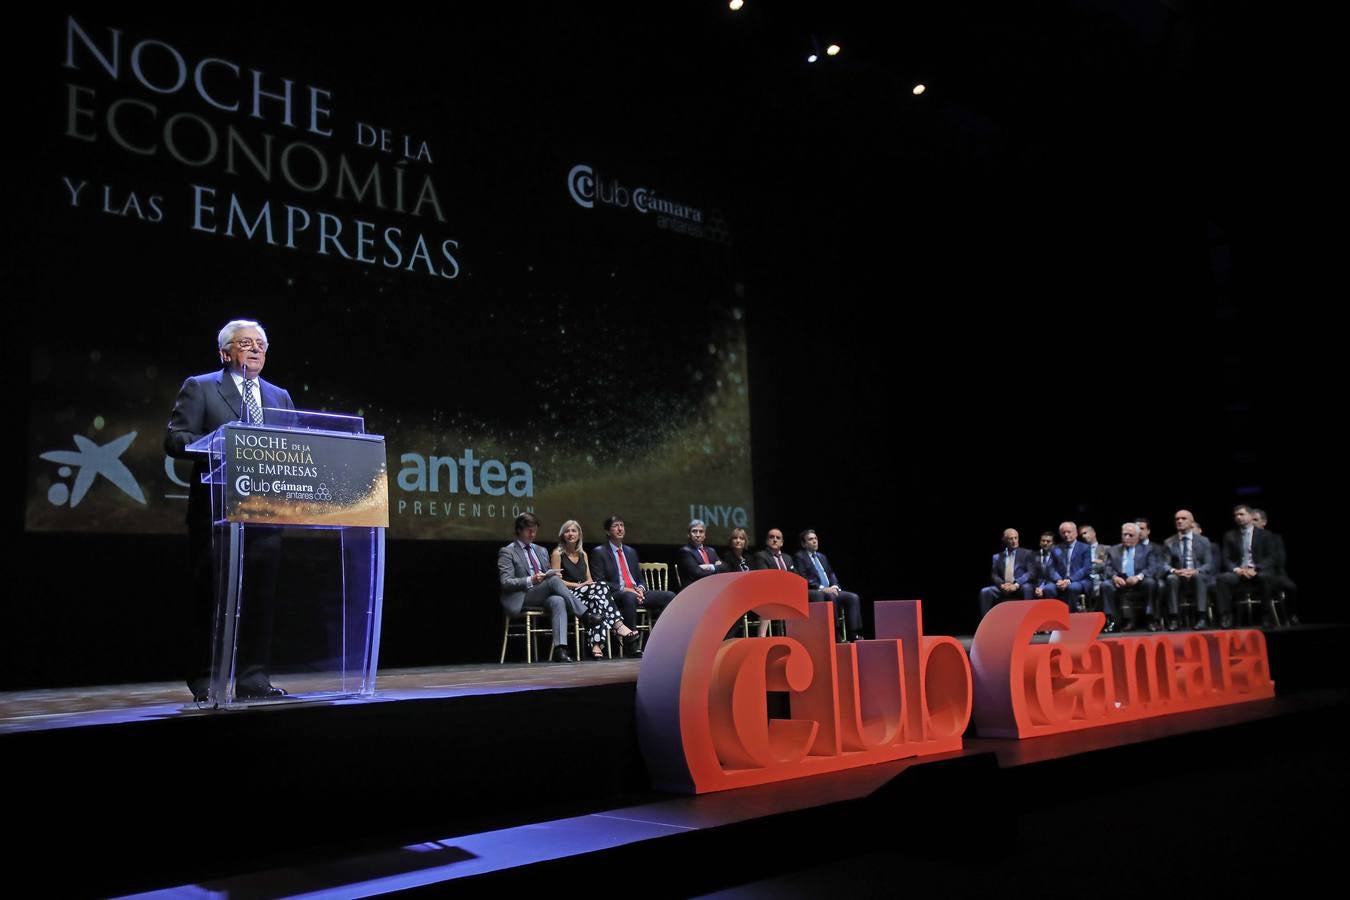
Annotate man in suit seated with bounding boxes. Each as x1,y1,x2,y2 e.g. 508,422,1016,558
1135,517,1171,622
794,529,864,641
979,528,1036,618
1217,504,1278,628
1163,508,1215,630
1252,508,1299,626
1080,524,1106,611
749,527,802,637
1047,521,1094,611
498,512,587,662
590,514,675,652
752,527,798,575
676,518,726,588
1101,522,1163,631
1032,531,1058,599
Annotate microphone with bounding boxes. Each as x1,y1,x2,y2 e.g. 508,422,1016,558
240,361,250,422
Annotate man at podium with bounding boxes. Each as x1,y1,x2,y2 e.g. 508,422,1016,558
165,319,295,702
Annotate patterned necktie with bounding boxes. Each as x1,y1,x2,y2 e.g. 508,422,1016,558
1004,553,1015,582
1183,535,1192,568
243,379,263,424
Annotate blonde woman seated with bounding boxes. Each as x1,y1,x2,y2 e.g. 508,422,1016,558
552,519,641,659
727,526,773,637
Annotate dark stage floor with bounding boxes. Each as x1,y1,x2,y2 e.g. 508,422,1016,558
4,625,1344,897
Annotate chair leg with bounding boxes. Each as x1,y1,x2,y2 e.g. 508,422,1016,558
500,616,510,664
1269,592,1284,628
526,616,538,663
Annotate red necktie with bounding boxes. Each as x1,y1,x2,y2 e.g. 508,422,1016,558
616,548,636,590
698,547,709,565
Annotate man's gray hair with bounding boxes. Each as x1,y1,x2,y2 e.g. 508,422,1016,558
218,319,268,350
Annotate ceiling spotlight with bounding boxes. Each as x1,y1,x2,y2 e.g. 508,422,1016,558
807,53,818,63
912,83,926,95
826,44,841,56
729,0,744,10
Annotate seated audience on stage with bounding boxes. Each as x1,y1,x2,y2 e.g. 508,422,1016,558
677,519,726,587
979,527,1036,617
1163,508,1215,630
1134,517,1169,621
726,527,753,573
498,512,587,663
976,507,1298,632
1217,504,1275,628
1080,524,1105,611
1251,508,1299,626
590,515,675,649
1032,530,1057,599
795,529,864,641
722,526,760,637
551,519,641,659
1046,521,1094,611
1101,521,1162,631
750,526,799,636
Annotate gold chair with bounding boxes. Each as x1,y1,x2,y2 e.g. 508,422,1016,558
625,562,669,652
644,561,670,592
500,609,547,663
500,610,584,663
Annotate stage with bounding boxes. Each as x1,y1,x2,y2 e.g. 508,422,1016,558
3,624,1344,897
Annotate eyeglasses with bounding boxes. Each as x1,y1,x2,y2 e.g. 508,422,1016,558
230,338,268,351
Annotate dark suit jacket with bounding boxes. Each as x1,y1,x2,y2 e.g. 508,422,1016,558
1221,527,1276,573
989,548,1036,587
1163,532,1215,576
1262,531,1289,576
794,550,842,590
165,368,296,527
1033,550,1056,584
1225,528,1274,569
1050,542,1094,583
590,542,649,593
1102,543,1163,581
677,543,724,586
751,549,800,574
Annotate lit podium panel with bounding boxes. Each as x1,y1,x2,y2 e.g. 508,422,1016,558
186,410,388,708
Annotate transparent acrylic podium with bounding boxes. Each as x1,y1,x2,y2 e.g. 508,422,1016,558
186,409,389,708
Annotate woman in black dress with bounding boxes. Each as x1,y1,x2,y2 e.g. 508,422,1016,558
726,527,752,573
726,526,771,637
552,519,639,659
